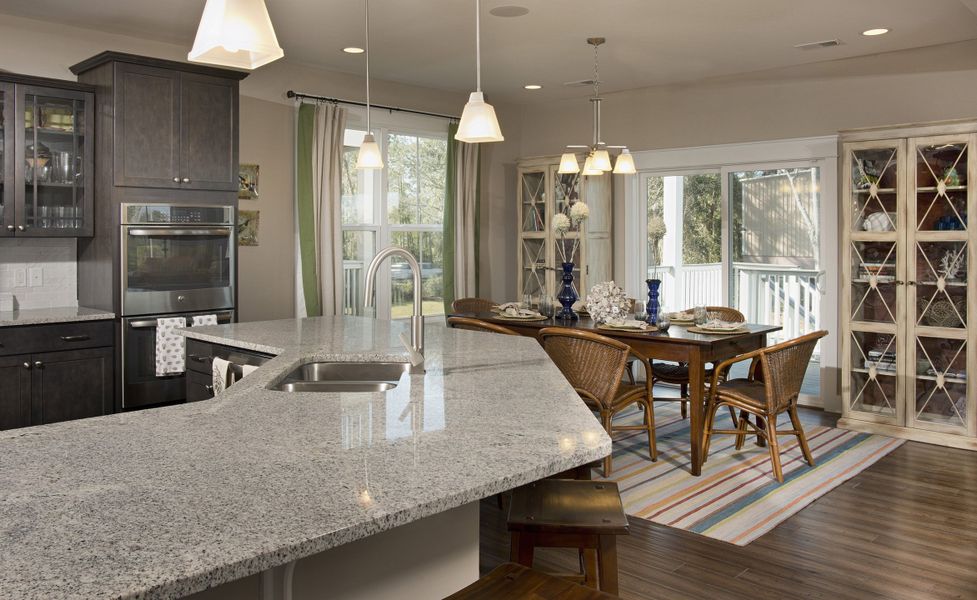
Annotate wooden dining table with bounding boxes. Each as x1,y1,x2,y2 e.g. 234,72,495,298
461,312,781,476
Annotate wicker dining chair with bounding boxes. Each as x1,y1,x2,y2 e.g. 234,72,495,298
447,316,520,336
540,327,657,477
451,297,497,314
702,330,828,483
649,306,747,418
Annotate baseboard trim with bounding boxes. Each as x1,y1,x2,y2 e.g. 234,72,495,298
837,418,977,451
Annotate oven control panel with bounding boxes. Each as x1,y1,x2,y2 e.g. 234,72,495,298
122,204,235,225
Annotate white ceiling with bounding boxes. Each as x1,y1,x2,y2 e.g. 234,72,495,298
3,0,977,102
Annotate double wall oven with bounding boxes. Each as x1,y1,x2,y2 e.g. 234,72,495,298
120,203,236,408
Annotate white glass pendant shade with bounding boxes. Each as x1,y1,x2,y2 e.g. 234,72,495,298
455,92,504,143
558,153,580,174
591,149,613,172
613,149,636,174
356,133,384,169
189,0,284,69
581,154,603,176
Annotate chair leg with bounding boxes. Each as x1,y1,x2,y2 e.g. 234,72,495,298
765,416,784,483
625,362,635,385
680,384,688,418
734,410,750,450
702,398,721,462
643,398,658,461
601,411,614,477
727,406,738,426
789,405,816,467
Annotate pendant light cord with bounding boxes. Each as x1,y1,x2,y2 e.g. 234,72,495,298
365,0,371,131
475,0,482,92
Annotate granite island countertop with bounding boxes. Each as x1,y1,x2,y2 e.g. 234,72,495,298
0,305,115,327
0,316,610,600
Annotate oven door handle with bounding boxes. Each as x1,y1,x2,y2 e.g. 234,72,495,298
126,227,233,236
127,312,235,329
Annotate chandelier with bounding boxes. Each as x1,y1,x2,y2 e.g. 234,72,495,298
558,38,635,176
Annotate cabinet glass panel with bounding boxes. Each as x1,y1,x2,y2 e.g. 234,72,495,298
520,238,546,299
850,147,898,233
849,330,898,417
850,240,898,323
914,240,968,328
914,142,968,232
913,336,968,430
0,87,6,227
554,171,581,233
23,93,86,231
554,236,582,296
521,171,546,233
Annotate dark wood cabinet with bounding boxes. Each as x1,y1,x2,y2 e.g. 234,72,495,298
180,73,238,190
0,73,95,238
113,63,181,189
0,320,114,430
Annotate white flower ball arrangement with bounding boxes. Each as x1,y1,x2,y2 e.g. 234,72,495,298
552,212,571,234
587,281,631,324
569,201,590,223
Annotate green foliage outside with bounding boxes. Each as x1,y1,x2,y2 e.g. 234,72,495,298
682,174,722,264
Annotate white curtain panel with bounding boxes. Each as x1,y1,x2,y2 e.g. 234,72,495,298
301,103,348,317
454,141,479,297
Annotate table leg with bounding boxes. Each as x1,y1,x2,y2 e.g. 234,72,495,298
688,347,705,476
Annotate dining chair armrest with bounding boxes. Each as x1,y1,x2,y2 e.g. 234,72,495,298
709,348,765,391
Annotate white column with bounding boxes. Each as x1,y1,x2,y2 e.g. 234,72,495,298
662,177,684,310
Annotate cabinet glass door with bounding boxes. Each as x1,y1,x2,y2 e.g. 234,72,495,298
21,90,87,234
850,146,899,234
553,170,581,232
848,329,900,420
907,136,973,435
0,83,12,235
520,170,546,233
520,237,546,299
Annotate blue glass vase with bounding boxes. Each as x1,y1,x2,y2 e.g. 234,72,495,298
646,279,662,325
557,262,578,321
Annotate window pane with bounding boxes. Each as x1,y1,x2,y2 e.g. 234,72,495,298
341,129,375,225
389,231,444,318
342,230,377,316
387,133,446,226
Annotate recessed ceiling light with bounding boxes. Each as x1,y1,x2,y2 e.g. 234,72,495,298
524,84,542,90
343,47,365,54
862,28,889,36
489,5,529,17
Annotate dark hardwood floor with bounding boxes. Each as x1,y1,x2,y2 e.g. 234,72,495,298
479,410,977,600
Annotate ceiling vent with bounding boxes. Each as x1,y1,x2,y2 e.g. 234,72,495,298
794,39,841,50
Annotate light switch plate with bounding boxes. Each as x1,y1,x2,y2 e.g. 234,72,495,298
28,267,42,288
14,268,26,287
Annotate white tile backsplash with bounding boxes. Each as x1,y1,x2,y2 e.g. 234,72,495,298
0,239,77,309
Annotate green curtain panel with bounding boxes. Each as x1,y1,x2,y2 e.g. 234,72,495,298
296,103,322,316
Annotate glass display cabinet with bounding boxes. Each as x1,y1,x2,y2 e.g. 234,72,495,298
0,75,94,237
840,122,976,449
515,155,612,304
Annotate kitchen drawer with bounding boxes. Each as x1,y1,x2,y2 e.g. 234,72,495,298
185,338,272,376
186,370,214,402
185,339,213,375
0,320,114,357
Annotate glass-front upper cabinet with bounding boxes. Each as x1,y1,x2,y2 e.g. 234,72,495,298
0,83,13,236
15,86,94,236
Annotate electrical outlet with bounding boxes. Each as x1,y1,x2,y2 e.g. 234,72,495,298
28,267,42,288
14,268,26,287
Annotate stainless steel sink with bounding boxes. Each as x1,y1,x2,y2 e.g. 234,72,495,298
272,361,410,393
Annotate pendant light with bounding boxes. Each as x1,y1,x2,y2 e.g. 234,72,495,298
562,38,634,176
455,0,504,143
188,0,284,70
356,0,384,169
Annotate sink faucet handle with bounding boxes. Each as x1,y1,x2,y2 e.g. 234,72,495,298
399,331,425,370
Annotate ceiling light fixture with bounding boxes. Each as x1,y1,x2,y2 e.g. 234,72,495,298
456,0,504,143
355,0,383,169
188,0,284,69
343,47,365,54
489,5,529,17
524,84,542,90
862,28,889,36
558,38,633,176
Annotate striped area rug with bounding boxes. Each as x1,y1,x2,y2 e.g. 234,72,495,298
595,403,904,545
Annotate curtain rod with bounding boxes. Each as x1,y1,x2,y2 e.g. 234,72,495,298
286,90,459,121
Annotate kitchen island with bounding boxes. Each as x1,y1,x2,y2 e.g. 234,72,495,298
0,316,609,599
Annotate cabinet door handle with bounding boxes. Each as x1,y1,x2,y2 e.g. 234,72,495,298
907,281,916,286
182,177,191,184
5,225,13,232
60,335,91,342
33,361,43,369
23,362,31,369
189,354,209,363
173,176,180,183
894,280,905,285
204,384,214,392
17,225,26,231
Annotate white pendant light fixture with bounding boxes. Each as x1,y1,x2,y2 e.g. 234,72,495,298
455,0,504,143
613,148,636,174
356,0,384,170
188,0,284,70
558,152,580,174
563,38,633,176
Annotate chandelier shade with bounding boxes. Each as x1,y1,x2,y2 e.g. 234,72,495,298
188,0,284,69
613,149,636,174
558,153,581,174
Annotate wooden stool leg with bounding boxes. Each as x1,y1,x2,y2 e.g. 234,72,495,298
581,548,598,589
509,532,535,567
789,405,816,467
765,416,784,483
596,534,619,595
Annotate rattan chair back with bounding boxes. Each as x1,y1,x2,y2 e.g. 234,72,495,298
539,327,630,411
758,330,828,412
706,306,746,322
451,297,496,314
447,316,520,336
